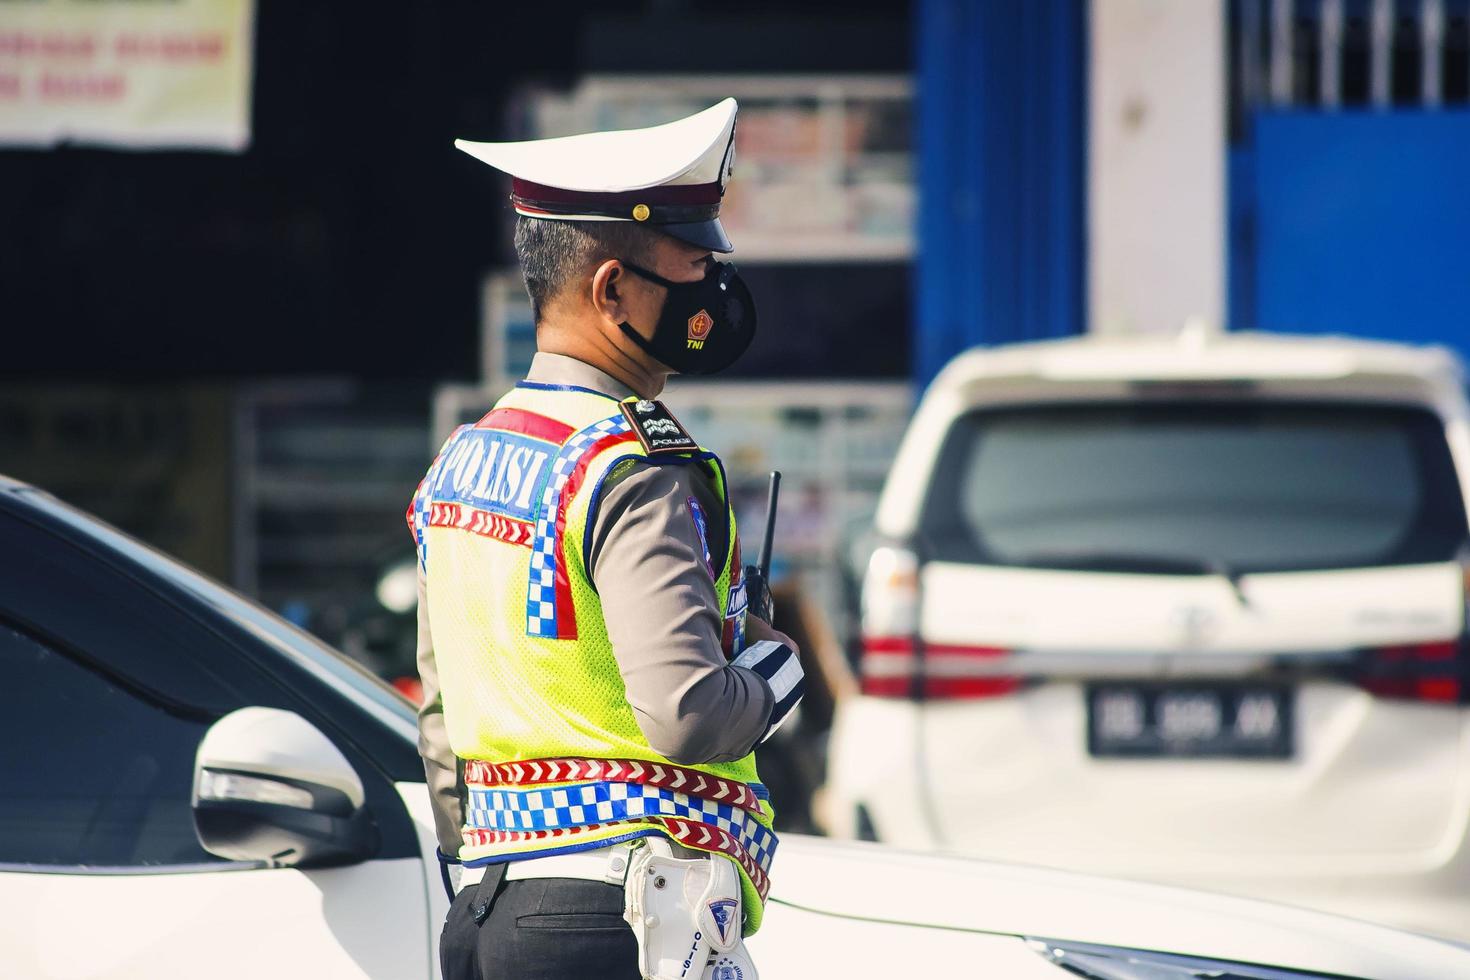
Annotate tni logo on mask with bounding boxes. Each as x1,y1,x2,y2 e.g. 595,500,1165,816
687,309,714,350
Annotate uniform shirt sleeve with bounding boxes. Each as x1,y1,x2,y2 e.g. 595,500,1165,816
414,566,466,856
587,461,774,766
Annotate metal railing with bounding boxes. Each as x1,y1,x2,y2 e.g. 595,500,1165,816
1233,0,1470,121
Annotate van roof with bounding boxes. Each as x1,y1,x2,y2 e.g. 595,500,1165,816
931,330,1466,389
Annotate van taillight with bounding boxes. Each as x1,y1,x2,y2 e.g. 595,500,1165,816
1351,565,1470,703
859,635,1019,699
1351,640,1465,704
859,544,1019,699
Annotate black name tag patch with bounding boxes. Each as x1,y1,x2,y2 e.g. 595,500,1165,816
621,399,699,455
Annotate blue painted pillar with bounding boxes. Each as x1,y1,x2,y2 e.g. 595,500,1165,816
914,0,1087,389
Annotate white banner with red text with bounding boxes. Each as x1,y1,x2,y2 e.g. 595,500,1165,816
0,0,253,151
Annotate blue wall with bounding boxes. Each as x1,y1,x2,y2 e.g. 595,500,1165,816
1231,111,1470,359
914,0,1087,389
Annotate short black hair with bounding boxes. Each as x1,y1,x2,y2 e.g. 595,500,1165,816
513,216,660,321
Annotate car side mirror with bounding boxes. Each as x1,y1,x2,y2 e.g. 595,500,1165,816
192,707,378,868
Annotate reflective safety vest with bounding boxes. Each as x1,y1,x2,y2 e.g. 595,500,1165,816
406,380,776,931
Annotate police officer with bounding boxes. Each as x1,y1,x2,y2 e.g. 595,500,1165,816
409,99,804,980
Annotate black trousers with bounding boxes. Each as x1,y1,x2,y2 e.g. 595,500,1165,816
441,863,642,980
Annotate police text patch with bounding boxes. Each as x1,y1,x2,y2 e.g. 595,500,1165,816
427,427,553,522
620,399,698,455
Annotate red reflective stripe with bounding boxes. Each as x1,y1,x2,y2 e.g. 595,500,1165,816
1368,640,1458,662
858,637,1017,696
861,635,1010,657
552,430,639,639
923,677,1022,698
426,502,533,548
660,815,771,901
860,675,1019,699
860,676,912,697
1417,678,1461,702
928,642,1009,657
476,408,575,444
860,635,1017,699
1360,676,1463,702
463,757,763,815
552,539,578,639
1412,641,1459,661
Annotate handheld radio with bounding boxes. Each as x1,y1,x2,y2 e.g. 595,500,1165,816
743,471,781,624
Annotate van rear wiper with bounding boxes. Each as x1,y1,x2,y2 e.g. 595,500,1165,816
1011,549,1251,607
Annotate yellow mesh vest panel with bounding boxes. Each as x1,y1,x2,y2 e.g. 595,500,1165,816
409,383,774,931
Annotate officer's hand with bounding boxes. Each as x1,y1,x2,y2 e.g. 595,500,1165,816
744,614,798,657
743,563,775,624
731,621,805,743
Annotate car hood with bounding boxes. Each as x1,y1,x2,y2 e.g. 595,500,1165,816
768,835,1470,977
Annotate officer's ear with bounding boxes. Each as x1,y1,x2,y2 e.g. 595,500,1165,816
590,259,629,326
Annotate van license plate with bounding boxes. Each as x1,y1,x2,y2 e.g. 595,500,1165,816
1086,684,1293,759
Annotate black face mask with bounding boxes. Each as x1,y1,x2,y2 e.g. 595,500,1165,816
617,260,757,376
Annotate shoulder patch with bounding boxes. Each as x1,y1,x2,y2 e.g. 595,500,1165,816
687,495,717,578
620,398,699,455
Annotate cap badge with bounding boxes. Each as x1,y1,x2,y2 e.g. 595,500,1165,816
632,204,650,222
687,309,714,350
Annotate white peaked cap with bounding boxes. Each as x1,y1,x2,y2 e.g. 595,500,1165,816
454,98,739,253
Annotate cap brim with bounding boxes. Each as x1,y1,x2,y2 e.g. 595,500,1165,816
660,218,733,254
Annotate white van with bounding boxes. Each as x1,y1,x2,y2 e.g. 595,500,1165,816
824,330,1470,941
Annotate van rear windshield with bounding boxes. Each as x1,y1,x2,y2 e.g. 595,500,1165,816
919,402,1469,574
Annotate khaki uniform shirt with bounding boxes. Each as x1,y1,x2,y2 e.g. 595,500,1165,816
416,353,775,854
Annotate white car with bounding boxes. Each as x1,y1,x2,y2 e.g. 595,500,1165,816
825,329,1470,942
3,476,1469,979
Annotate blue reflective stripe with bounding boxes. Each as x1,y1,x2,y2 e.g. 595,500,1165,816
580,449,719,585
525,412,634,638
516,381,620,400
410,484,431,570
410,424,469,570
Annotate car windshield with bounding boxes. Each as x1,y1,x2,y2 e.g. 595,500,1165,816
919,401,1469,574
